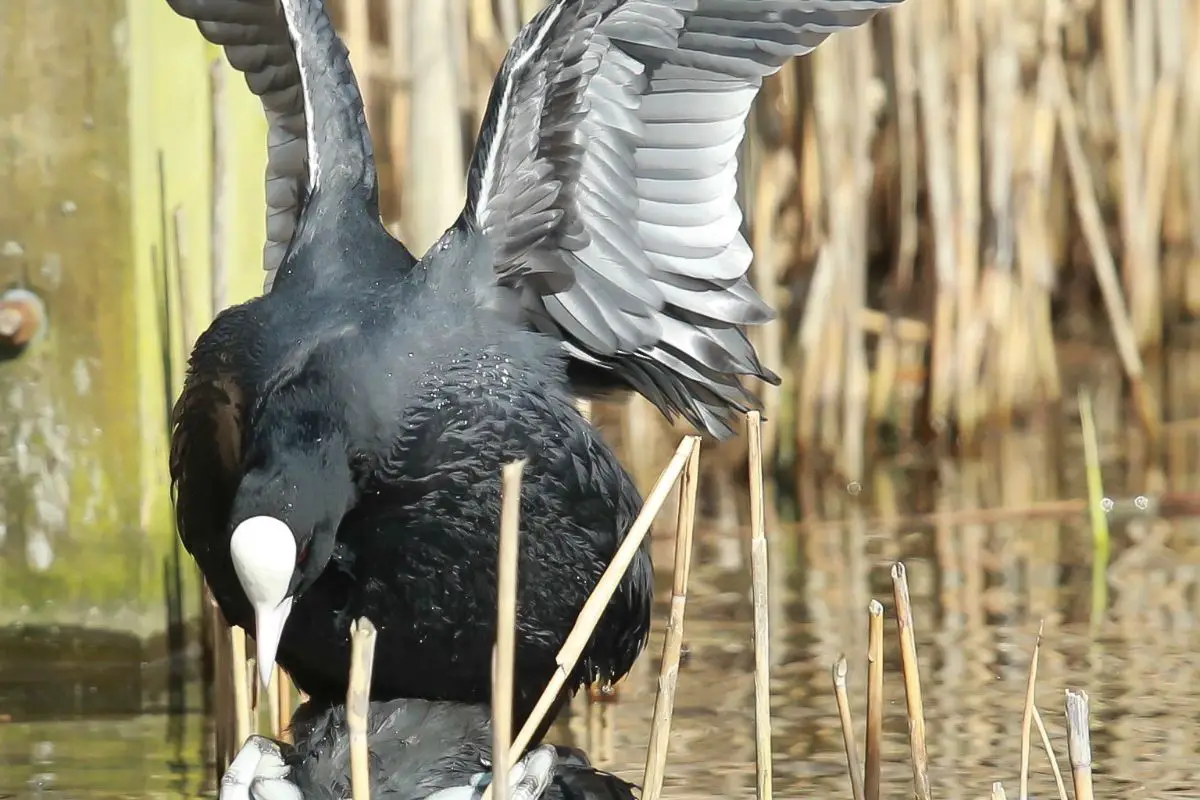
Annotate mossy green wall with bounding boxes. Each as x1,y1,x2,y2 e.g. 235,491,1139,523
0,0,268,634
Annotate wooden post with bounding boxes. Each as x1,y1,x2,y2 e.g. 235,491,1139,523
0,0,266,634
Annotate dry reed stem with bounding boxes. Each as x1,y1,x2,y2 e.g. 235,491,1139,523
348,618,379,800
267,666,282,739
493,0,519,43
865,599,884,800
891,562,931,800
585,695,602,762
407,2,465,252
954,0,982,438
230,626,252,747
914,0,955,428
832,657,864,800
1031,706,1070,800
991,783,1008,800
642,440,702,800
1100,0,1152,348
890,0,919,294
1051,38,1157,437
275,674,294,744
746,410,773,800
1019,622,1045,800
492,435,702,789
492,460,526,800
1064,690,1094,800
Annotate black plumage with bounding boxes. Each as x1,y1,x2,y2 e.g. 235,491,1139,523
220,698,633,799
167,0,902,749
248,698,636,800
172,230,650,725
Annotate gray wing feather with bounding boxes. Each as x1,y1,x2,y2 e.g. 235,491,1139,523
165,0,306,293
459,0,902,438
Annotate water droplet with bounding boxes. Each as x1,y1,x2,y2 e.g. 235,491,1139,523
846,481,862,496
1101,497,1115,512
1134,495,1150,510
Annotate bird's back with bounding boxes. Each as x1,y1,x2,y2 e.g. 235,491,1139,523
287,698,638,800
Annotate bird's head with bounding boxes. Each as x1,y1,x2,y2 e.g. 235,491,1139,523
228,450,355,688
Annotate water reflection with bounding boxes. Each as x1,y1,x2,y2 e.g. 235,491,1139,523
3,429,1200,798
575,515,1200,799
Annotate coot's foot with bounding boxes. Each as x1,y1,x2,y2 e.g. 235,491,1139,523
220,735,299,800
425,745,557,800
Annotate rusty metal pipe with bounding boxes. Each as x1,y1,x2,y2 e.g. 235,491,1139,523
0,288,46,355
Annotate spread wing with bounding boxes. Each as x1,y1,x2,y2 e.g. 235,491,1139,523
457,0,902,438
166,0,307,293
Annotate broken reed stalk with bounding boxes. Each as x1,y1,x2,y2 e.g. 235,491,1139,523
275,673,294,744
487,435,702,797
267,666,283,739
1031,706,1070,800
864,599,884,800
1019,623,1045,800
833,657,864,800
348,618,379,800
641,440,702,800
1065,690,1094,800
991,783,1008,800
492,460,526,800
230,626,252,748
746,410,773,800
891,562,931,800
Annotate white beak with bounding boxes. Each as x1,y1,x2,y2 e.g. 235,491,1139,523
229,515,298,689
252,596,294,688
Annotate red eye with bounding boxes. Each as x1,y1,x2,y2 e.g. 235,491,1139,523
298,543,310,565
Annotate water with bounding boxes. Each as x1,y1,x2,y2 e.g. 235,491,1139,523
3,444,1200,799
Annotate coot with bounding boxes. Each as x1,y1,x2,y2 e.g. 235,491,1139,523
167,0,901,731
220,697,636,800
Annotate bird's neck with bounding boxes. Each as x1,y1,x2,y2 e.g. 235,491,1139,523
274,190,416,292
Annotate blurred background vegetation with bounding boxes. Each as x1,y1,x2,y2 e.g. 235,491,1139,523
2,0,1198,628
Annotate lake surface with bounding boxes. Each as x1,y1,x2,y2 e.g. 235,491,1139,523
3,433,1199,799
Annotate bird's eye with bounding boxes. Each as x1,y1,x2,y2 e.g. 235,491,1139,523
297,542,310,565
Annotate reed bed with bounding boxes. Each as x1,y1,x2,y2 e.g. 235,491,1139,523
310,0,1200,485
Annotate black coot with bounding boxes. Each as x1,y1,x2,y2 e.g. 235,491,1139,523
220,698,636,800
167,0,902,733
